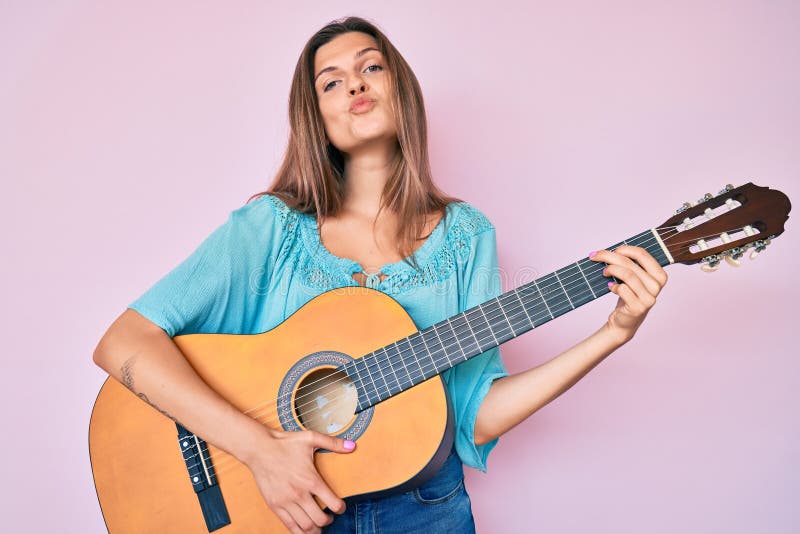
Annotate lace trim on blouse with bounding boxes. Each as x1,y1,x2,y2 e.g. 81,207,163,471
261,195,493,295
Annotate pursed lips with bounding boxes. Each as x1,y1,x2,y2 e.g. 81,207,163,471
350,98,376,114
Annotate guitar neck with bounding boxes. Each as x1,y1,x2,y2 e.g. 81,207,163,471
347,229,673,412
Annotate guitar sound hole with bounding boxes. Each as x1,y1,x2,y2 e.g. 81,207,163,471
294,367,358,435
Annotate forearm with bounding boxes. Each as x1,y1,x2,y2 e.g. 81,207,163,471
473,323,627,446
93,309,269,463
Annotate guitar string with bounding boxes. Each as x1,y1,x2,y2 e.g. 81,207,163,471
210,219,748,451
183,219,753,472
225,220,746,425
191,224,712,476
208,221,747,450
186,229,673,472
202,213,747,439
195,226,760,477
236,230,668,419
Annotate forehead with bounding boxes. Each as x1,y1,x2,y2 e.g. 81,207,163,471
313,32,381,72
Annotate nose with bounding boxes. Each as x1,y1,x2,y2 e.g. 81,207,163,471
348,76,367,95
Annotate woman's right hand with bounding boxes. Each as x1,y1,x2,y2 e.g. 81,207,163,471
242,427,357,534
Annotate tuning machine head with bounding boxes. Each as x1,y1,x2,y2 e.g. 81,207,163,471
749,238,771,260
700,254,722,272
717,184,735,196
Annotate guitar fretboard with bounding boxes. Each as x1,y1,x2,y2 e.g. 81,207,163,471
344,229,671,411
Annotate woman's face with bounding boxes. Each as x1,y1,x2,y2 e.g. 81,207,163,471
313,32,397,155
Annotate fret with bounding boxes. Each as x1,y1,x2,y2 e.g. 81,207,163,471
429,322,456,365
531,278,554,320
575,260,597,298
476,302,500,347
407,333,434,383
557,264,594,308
419,328,448,371
382,346,405,393
448,315,479,356
583,261,612,296
392,343,414,390
553,268,574,309
346,361,368,408
494,297,517,338
358,356,380,405
538,273,572,317
485,297,517,342
374,348,394,397
512,287,534,329
383,347,403,393
397,337,424,385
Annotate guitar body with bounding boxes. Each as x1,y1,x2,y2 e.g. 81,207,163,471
89,286,455,533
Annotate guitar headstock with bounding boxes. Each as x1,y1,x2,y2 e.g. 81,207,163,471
657,183,791,271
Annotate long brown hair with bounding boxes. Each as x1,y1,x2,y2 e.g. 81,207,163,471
249,15,461,271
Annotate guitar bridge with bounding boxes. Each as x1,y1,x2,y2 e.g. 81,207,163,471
176,423,231,532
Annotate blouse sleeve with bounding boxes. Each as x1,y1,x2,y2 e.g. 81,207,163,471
446,224,510,472
127,195,285,337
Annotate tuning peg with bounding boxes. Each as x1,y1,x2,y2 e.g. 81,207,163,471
717,184,735,195
682,217,694,229
697,193,713,204
704,207,715,220
676,201,694,214
749,239,769,260
724,255,741,267
701,254,721,272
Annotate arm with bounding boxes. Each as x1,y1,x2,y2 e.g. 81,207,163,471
93,309,354,534
474,245,669,446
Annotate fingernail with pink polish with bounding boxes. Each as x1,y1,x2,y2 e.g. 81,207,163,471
344,440,356,450
608,282,615,289
589,251,596,259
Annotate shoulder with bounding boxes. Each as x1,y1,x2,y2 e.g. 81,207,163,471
228,193,301,233
447,200,495,238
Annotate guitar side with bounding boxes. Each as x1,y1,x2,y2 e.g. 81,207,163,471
89,287,454,533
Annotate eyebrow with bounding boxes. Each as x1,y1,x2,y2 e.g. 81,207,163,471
314,47,381,83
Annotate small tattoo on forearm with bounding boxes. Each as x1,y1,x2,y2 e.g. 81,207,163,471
137,392,179,423
120,355,180,424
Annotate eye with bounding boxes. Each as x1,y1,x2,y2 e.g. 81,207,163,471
322,64,383,92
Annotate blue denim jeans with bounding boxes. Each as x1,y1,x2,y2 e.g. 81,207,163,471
323,446,476,533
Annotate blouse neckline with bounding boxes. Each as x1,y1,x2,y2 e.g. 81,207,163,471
298,203,458,282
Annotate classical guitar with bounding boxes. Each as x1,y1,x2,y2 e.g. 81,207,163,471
89,182,791,533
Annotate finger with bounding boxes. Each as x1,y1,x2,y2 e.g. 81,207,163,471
604,265,655,309
274,507,304,534
309,431,356,454
300,494,334,528
592,249,660,297
312,478,347,515
614,245,668,288
285,502,316,532
609,280,647,315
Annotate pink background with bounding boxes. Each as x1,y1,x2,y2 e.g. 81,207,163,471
2,1,798,532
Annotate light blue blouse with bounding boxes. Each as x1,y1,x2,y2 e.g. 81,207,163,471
128,194,509,472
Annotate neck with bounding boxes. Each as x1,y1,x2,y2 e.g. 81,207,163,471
341,141,399,218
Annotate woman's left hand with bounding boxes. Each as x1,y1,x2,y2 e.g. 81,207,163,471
589,245,668,345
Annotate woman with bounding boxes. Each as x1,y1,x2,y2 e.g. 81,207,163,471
93,16,667,534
